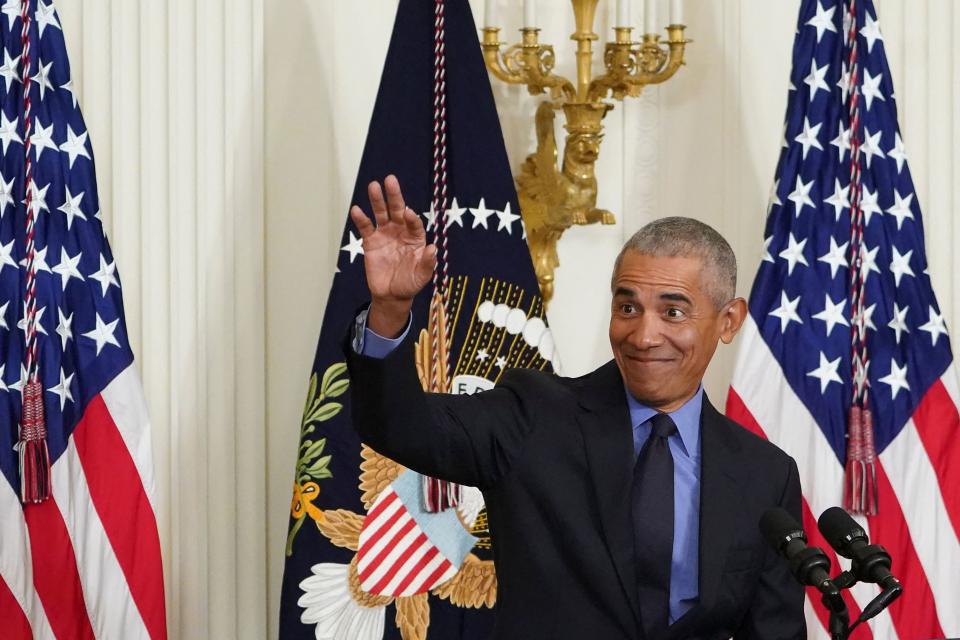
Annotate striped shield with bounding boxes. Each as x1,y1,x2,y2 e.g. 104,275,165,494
356,470,476,597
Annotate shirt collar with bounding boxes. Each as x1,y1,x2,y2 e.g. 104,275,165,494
625,384,703,458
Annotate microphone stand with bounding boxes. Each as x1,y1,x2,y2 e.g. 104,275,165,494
827,570,903,639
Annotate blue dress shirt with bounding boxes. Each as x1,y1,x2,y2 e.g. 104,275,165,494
357,312,702,624
627,387,702,624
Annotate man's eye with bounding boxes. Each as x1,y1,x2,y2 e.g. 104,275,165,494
620,303,636,314
666,307,685,319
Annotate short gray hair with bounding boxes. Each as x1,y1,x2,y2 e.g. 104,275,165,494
612,217,737,308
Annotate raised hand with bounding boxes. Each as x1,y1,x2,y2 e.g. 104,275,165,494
350,175,437,337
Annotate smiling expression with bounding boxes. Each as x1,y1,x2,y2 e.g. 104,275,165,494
609,251,747,412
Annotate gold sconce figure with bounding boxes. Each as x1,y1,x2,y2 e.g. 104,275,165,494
481,0,690,305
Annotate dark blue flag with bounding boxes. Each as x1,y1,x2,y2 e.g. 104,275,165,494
278,0,553,637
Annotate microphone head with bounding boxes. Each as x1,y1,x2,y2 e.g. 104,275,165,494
818,506,867,557
759,507,806,554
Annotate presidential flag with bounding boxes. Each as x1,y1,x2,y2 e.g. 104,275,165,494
278,0,554,638
0,1,166,638
727,1,959,638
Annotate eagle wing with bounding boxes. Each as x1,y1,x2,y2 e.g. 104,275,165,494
358,444,405,510
314,509,364,551
395,592,430,640
431,553,498,609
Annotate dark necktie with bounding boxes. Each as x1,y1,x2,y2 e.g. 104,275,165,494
632,413,677,637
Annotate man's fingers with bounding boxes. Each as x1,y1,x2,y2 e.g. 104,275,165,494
350,205,376,238
384,175,406,223
415,244,438,284
368,181,389,226
403,207,425,240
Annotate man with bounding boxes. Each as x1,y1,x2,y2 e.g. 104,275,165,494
345,176,805,639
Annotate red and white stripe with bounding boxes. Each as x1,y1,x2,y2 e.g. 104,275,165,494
728,316,958,639
356,489,457,597
0,365,168,639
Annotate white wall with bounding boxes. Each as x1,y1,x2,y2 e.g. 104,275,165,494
55,0,960,637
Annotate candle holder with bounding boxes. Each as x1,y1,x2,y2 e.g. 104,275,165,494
481,0,690,306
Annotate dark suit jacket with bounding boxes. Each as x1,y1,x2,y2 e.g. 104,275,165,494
347,333,805,640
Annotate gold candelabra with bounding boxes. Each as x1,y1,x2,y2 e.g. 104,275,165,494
481,0,690,306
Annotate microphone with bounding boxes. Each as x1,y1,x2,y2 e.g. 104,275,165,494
817,507,903,621
759,508,843,607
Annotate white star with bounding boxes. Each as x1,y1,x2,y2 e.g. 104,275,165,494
919,306,948,347
36,0,61,37
56,307,73,350
853,302,878,334
339,231,364,264
30,60,54,100
852,355,870,392
769,291,803,333
818,236,849,279
0,171,13,215
781,121,790,149
496,202,520,234
476,348,490,362
861,70,885,111
0,299,7,329
787,176,815,218
7,364,27,393
888,132,907,173
90,253,120,295
0,237,14,274
47,368,74,411
82,312,121,356
779,233,809,275
794,117,824,159
812,294,849,337
887,302,910,344
0,364,6,392
889,246,915,286
831,121,851,161
1,1,21,31
762,236,775,263
824,178,850,221
52,247,84,290
0,48,20,92
30,118,57,160
859,244,881,282
837,61,851,103
806,1,837,43
60,78,77,108
421,205,436,231
57,186,87,230
860,12,884,53
470,198,495,229
767,178,782,213
804,60,831,102
60,126,91,168
17,303,47,336
885,189,914,230
861,127,886,168
878,359,910,400
446,197,467,227
0,111,22,154
860,186,882,224
807,351,844,394
495,356,507,369
19,245,51,274
24,181,50,218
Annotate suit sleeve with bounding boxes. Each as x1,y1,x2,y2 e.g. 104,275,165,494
734,456,807,640
346,328,535,491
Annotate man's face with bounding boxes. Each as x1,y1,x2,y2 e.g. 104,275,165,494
608,251,747,412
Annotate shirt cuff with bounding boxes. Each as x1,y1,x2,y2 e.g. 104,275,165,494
352,308,412,359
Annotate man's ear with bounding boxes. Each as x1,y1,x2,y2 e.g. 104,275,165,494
719,298,748,345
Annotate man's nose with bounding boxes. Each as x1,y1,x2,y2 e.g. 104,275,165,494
628,314,663,349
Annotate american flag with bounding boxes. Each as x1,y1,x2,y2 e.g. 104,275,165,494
0,2,166,638
727,0,959,638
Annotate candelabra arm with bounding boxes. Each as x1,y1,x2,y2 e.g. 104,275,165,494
482,27,575,99
587,25,690,102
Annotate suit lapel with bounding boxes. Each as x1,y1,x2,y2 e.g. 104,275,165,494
576,361,643,632
696,398,745,611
